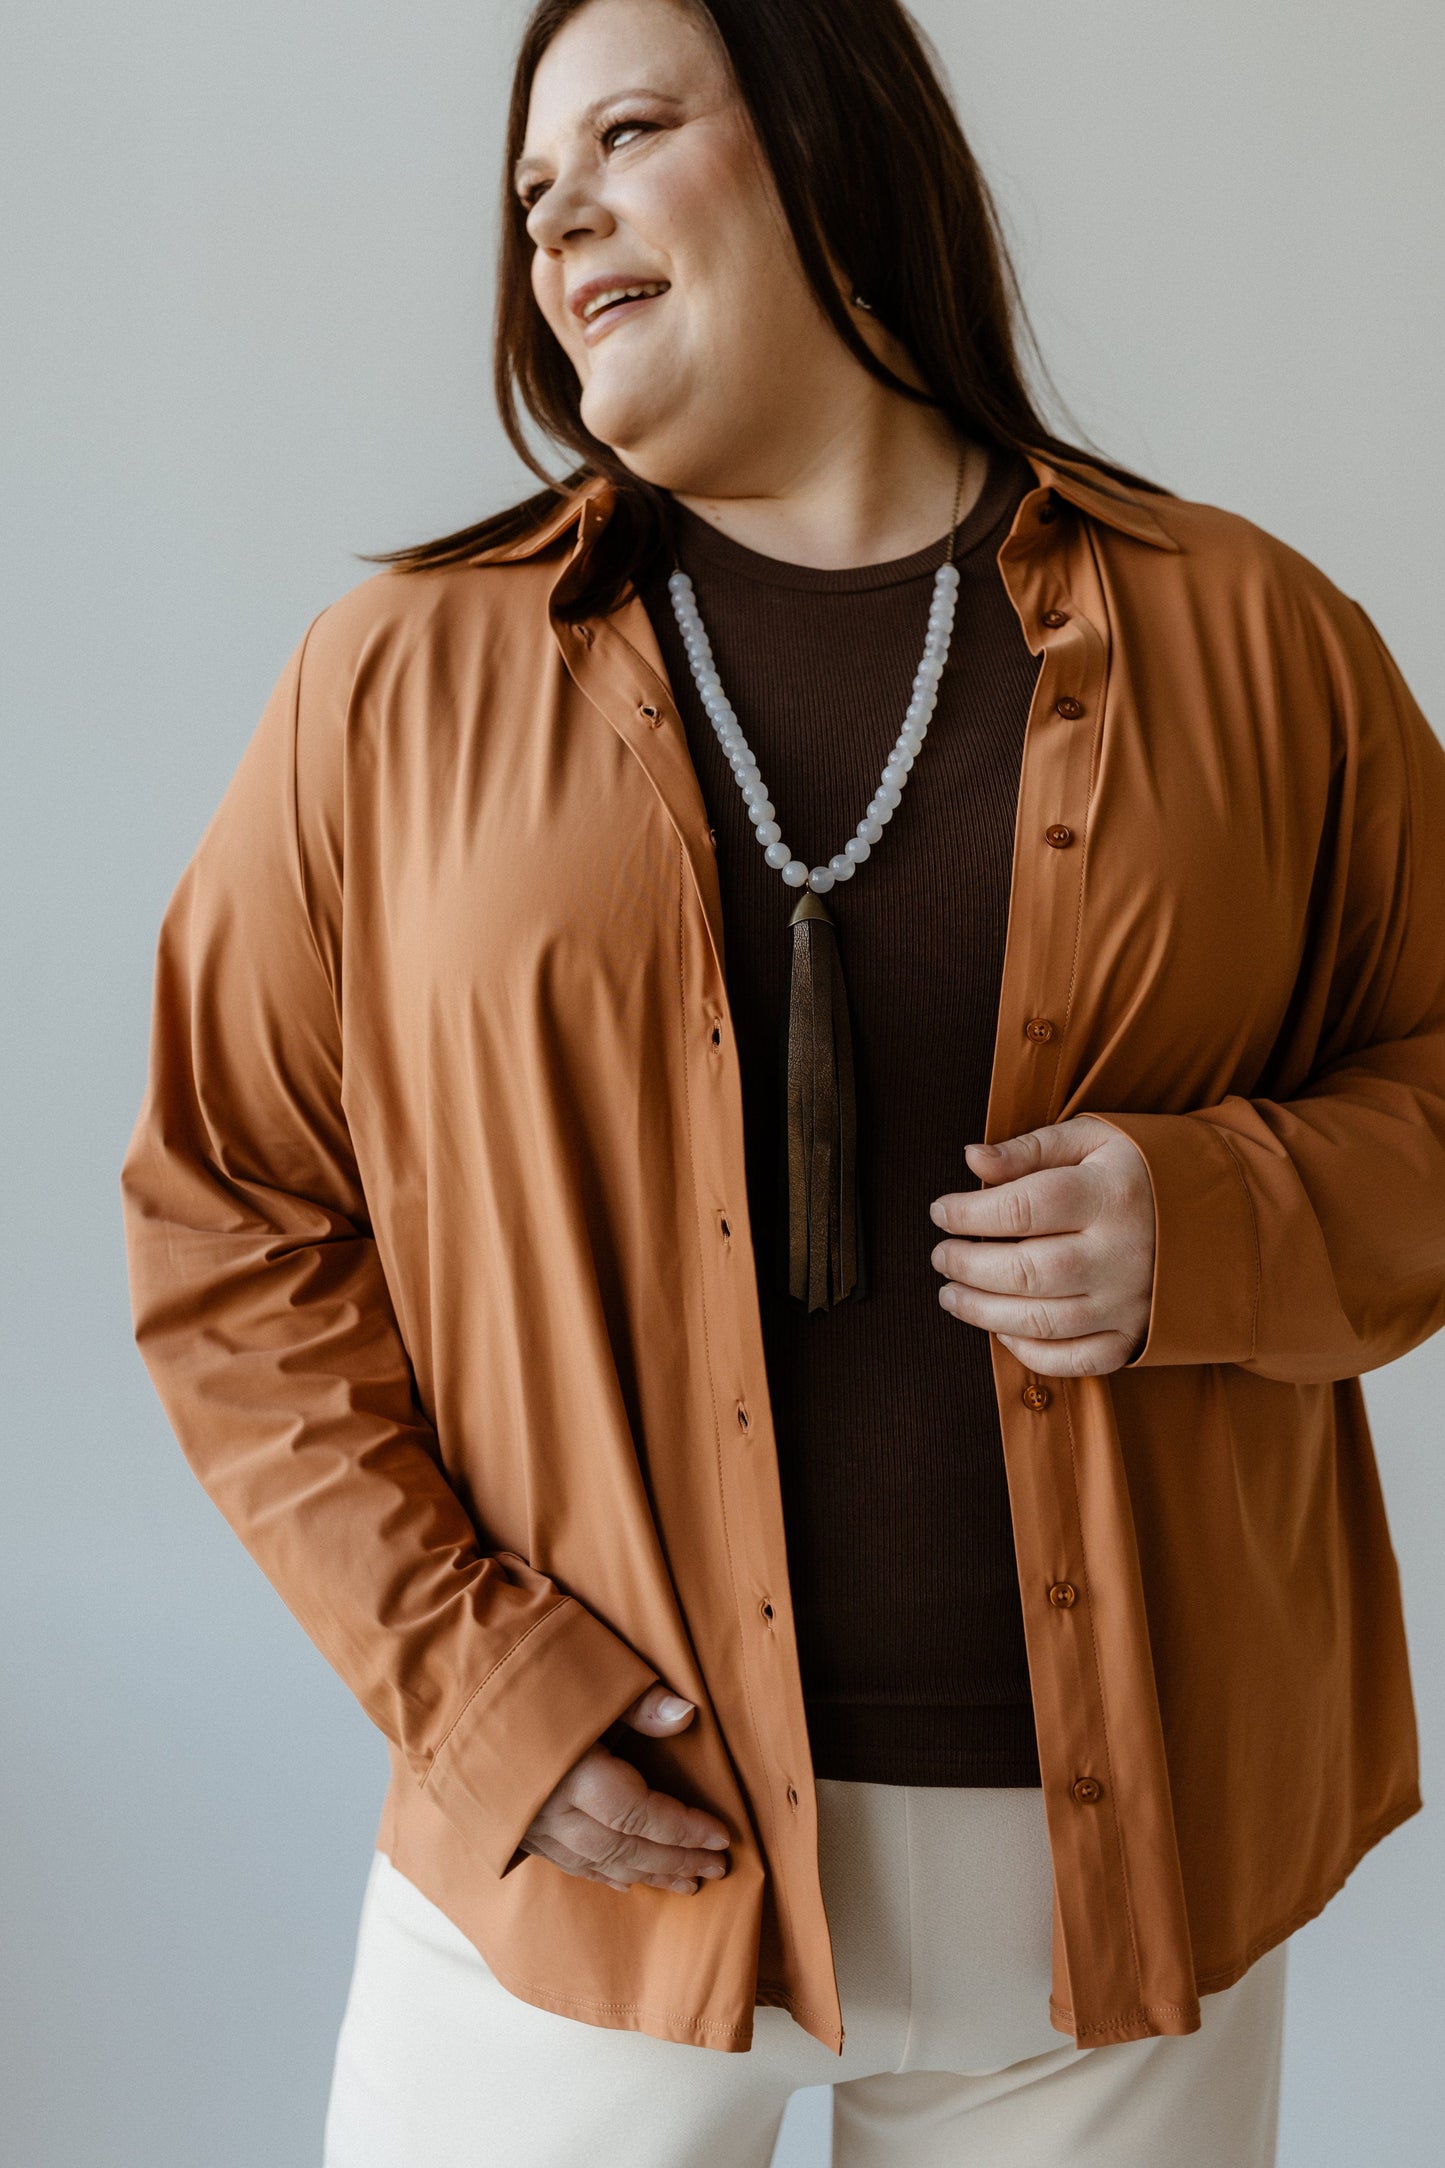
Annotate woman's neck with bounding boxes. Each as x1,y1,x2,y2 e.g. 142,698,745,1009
662,365,989,571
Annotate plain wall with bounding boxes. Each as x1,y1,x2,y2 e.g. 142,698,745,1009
2,3,1440,2162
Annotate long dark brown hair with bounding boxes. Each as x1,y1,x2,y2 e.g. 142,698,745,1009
361,0,1168,619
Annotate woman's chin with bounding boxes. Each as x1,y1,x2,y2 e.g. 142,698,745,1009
578,367,703,473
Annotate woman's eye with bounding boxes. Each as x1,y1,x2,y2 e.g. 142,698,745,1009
601,119,651,154
518,119,653,210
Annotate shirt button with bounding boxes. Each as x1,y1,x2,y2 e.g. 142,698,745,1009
719,1215,731,1240
1044,825,1074,848
1072,1777,1103,1805
1022,1382,1052,1411
787,1784,800,1809
574,623,595,647
710,1018,723,1048
1054,695,1084,719
1038,496,1060,523
638,701,661,726
736,1402,751,1431
760,1600,775,1625
1048,1581,1077,1608
1024,1016,1056,1043
1041,608,1069,628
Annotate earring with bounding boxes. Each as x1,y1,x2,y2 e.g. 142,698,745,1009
850,288,876,315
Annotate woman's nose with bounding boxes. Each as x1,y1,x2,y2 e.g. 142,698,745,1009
526,175,612,252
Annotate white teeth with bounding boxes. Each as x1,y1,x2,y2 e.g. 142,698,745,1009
582,281,667,322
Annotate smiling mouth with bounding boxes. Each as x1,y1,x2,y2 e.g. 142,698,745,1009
581,284,670,339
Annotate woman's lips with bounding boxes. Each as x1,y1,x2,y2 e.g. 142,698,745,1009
581,289,668,346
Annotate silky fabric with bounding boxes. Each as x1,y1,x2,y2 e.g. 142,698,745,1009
323,1782,1288,2168
120,447,1441,2052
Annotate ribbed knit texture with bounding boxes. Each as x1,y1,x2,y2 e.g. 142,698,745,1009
637,442,1043,1785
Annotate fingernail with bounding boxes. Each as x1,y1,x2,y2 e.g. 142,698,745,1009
655,1693,694,1721
702,1830,730,1848
971,1140,1001,1157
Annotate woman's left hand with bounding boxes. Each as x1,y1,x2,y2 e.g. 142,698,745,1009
929,1116,1156,1376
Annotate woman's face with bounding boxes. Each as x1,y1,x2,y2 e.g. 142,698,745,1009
517,0,857,495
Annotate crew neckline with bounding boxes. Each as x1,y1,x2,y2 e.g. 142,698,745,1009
661,439,1030,594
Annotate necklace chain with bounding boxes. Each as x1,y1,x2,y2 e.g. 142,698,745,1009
666,445,969,897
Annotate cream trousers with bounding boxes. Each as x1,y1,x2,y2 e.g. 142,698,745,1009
323,1779,1288,2168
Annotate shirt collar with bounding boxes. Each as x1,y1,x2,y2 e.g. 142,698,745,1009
464,443,1179,572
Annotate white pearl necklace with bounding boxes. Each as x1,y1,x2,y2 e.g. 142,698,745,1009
665,454,966,894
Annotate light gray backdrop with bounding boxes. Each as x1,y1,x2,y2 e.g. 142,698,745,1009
3,3,1440,2162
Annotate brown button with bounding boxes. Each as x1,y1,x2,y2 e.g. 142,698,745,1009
719,1216,731,1240
760,1600,774,1624
1044,824,1073,848
737,1402,750,1431
1041,608,1069,628
574,622,594,646
1072,1777,1103,1805
1038,497,1059,523
1048,1581,1077,1608
638,701,661,725
1022,1382,1052,1411
1024,1016,1056,1043
1054,695,1084,719
710,1019,722,1047
786,1784,800,1808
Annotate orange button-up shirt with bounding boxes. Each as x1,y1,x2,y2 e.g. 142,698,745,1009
120,447,1442,2054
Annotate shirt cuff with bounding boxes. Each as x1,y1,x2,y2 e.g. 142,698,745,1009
1087,1110,1259,1369
420,1593,660,1879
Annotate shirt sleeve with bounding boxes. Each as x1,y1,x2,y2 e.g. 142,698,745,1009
1091,594,1445,1383
119,612,658,1877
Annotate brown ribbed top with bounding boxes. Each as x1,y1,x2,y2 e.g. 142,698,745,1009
637,441,1043,1786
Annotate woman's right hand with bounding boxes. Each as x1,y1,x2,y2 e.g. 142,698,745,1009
517,1683,733,1894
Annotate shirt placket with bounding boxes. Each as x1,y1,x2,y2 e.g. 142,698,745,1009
554,524,845,2050
990,488,1195,2040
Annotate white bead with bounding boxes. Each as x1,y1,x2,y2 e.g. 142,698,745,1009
667,547,960,900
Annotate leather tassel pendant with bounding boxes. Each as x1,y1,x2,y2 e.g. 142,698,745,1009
780,889,868,1310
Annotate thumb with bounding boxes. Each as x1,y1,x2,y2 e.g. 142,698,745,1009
964,1116,1107,1177
620,1682,697,1736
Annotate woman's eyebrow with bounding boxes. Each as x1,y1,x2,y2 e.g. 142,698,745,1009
513,87,683,189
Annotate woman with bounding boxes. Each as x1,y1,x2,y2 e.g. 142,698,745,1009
120,0,1444,2162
